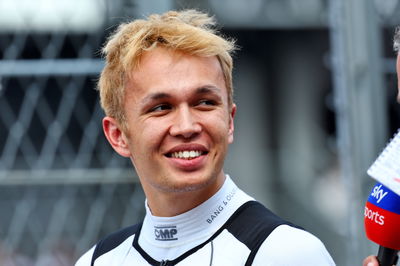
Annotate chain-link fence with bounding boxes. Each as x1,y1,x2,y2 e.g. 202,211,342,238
0,2,147,265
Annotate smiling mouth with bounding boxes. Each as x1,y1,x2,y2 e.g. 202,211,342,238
166,150,207,160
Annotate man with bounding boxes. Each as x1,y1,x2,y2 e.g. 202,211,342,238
362,27,400,266
75,10,335,265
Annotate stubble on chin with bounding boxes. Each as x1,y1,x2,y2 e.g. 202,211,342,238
153,172,221,194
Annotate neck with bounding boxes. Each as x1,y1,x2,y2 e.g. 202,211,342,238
145,173,226,217
138,176,255,261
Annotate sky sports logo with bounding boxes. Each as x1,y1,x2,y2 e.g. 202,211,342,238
154,226,178,241
364,184,391,226
365,183,400,227
365,183,400,250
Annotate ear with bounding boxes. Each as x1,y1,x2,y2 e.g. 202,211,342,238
228,103,236,144
102,116,131,157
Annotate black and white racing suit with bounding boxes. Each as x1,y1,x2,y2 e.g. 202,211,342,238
75,175,335,266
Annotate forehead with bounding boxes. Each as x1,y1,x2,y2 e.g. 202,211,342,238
139,47,215,71
126,47,226,96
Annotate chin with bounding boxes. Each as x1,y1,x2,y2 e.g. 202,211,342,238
163,173,217,193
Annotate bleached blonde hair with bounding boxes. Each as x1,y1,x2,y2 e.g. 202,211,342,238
98,9,236,129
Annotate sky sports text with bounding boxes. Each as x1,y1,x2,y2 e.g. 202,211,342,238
364,206,385,226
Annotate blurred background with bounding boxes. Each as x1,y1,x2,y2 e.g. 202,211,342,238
0,0,399,265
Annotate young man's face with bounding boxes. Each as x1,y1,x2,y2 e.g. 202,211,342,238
112,47,235,197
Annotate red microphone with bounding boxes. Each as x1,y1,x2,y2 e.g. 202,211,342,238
364,183,400,266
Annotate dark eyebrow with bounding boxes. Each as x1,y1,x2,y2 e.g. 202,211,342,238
196,86,222,95
141,92,171,105
140,85,222,106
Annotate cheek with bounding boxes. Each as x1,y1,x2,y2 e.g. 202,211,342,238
132,120,168,150
206,113,233,141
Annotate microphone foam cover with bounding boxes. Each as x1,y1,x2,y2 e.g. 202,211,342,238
364,183,400,250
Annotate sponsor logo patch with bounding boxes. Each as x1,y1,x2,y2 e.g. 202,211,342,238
154,226,178,241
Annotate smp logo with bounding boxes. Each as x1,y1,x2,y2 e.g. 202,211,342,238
154,226,178,241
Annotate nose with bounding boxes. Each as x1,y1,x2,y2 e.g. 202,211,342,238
169,105,201,138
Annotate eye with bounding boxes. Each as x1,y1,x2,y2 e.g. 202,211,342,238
149,104,172,113
198,99,216,106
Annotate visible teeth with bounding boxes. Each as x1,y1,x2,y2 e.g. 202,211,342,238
171,150,202,159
